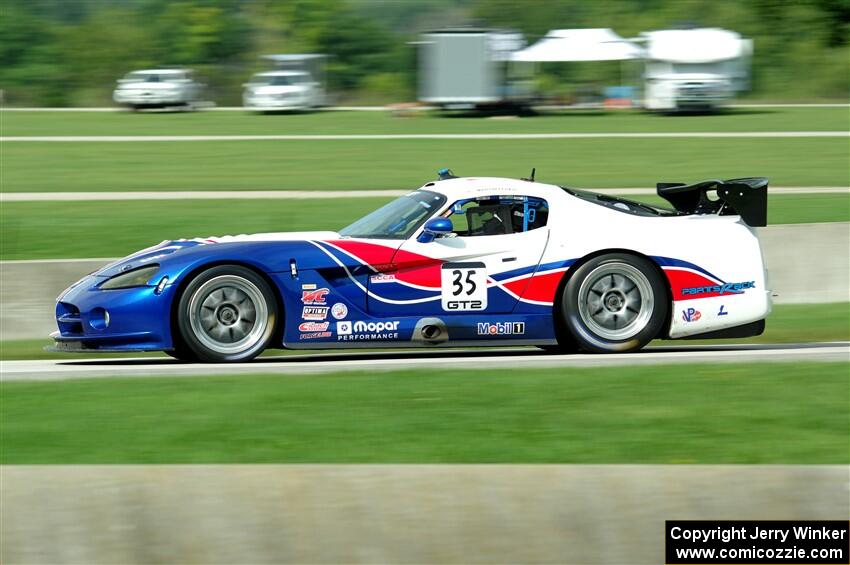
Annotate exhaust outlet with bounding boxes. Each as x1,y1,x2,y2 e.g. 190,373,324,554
412,317,448,344
421,325,442,340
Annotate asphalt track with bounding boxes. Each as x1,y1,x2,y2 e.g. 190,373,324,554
2,131,847,142
2,186,846,202
1,342,847,382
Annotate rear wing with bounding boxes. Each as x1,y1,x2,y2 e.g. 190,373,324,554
657,177,768,227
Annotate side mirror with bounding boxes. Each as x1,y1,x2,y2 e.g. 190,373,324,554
417,218,453,243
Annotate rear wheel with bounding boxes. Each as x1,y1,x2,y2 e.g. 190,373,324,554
176,265,278,362
560,253,667,353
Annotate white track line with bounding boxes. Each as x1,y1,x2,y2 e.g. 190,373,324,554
1,343,847,381
1,132,848,142
1,187,846,203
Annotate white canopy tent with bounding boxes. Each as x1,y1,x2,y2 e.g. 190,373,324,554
510,28,643,62
509,29,643,104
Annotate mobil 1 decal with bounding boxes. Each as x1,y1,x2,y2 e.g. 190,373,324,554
441,262,487,311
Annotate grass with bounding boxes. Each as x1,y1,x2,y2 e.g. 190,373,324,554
2,107,848,136
3,303,846,361
1,362,847,464
0,197,387,260
2,194,846,261
2,137,848,193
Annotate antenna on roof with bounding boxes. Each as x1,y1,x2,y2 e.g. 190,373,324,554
522,168,536,182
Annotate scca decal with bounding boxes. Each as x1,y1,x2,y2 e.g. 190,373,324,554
302,288,329,305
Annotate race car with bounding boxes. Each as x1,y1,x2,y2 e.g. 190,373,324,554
51,171,771,362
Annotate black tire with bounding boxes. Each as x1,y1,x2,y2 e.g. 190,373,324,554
176,265,279,362
559,253,667,353
536,344,578,354
165,347,196,362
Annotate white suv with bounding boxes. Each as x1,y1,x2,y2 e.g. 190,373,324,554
242,71,319,111
113,69,203,110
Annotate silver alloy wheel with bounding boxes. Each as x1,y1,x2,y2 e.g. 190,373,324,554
577,262,654,341
187,275,269,355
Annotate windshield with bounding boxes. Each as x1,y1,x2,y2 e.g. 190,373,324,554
124,72,171,82
252,74,305,86
339,191,447,239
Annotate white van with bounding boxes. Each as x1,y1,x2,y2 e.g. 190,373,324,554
242,71,320,111
642,28,751,111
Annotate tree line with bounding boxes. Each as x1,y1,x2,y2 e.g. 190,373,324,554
1,0,847,106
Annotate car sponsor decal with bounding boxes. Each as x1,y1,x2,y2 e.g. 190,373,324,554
718,304,728,316
331,303,348,320
653,257,756,302
301,306,328,320
370,273,397,284
299,321,329,332
682,281,755,297
301,283,317,290
682,308,702,322
302,288,329,305
337,320,400,341
477,322,525,336
300,331,332,340
441,262,487,311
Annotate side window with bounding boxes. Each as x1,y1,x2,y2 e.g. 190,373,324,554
447,196,548,237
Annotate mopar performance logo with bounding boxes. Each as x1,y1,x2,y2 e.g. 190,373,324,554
682,281,755,296
337,320,400,341
477,322,525,336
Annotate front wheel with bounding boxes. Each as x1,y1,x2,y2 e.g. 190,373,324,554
560,253,668,353
176,265,278,362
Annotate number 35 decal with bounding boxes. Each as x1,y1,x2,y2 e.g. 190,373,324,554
441,262,487,311
451,269,477,296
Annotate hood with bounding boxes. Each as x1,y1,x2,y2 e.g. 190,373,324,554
94,231,339,278
651,73,730,83
246,85,306,95
116,82,181,91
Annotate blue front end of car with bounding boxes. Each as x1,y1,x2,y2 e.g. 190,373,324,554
52,273,177,352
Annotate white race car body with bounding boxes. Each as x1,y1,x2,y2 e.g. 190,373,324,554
391,176,771,340
52,173,771,360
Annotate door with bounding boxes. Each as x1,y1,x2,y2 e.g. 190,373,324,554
367,195,550,316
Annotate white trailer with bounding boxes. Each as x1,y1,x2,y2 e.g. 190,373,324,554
418,30,533,110
641,28,752,111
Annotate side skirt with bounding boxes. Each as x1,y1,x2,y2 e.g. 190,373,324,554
665,319,766,341
284,339,559,350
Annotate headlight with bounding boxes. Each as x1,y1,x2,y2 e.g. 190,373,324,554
100,265,160,290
